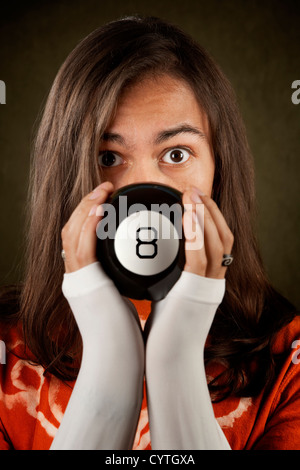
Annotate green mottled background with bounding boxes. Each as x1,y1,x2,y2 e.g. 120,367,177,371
0,0,299,307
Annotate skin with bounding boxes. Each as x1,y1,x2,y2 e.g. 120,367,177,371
61,74,234,280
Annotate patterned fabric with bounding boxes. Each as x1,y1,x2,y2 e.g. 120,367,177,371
0,301,300,450
132,380,151,450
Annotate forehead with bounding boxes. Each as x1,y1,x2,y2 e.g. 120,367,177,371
108,74,210,136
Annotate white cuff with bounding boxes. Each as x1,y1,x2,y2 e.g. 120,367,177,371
168,271,226,305
62,262,112,298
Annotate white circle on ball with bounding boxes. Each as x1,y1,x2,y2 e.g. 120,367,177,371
114,210,180,276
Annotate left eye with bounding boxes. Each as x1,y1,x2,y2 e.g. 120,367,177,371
98,151,123,168
161,148,190,164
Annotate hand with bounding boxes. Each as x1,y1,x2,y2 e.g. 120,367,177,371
182,187,234,279
61,181,114,273
59,183,145,450
143,187,231,450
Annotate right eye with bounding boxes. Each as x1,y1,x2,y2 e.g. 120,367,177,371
98,151,123,168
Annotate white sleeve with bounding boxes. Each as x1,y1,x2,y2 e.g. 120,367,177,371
145,271,231,450
50,262,144,450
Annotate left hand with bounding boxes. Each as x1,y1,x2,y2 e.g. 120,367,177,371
182,187,234,279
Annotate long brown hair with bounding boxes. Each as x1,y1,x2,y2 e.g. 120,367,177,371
4,16,296,395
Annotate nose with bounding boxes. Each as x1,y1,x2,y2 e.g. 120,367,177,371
115,160,171,190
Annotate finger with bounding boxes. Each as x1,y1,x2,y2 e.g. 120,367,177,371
182,190,207,276
67,181,114,230
191,189,234,278
75,205,105,270
192,187,234,254
201,208,225,278
62,181,114,249
62,181,114,270
63,205,102,272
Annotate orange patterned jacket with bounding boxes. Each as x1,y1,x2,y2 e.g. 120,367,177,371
1,300,300,450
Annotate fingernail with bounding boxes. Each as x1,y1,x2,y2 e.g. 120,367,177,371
89,182,112,200
191,190,202,204
88,205,97,216
89,188,101,200
192,187,206,196
96,204,104,217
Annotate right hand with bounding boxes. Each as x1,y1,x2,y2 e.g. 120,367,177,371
61,180,143,348
61,181,114,273
57,181,145,451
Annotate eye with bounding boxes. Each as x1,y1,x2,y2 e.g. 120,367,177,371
161,148,190,165
98,151,123,168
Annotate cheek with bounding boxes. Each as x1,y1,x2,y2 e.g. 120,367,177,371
173,161,215,196
195,155,215,196
195,171,215,196
98,167,124,188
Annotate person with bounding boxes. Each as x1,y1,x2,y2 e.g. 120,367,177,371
0,16,299,450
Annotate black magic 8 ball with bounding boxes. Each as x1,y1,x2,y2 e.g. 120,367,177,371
96,183,185,300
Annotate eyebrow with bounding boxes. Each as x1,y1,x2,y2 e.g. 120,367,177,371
102,132,126,145
102,124,206,146
154,124,206,144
